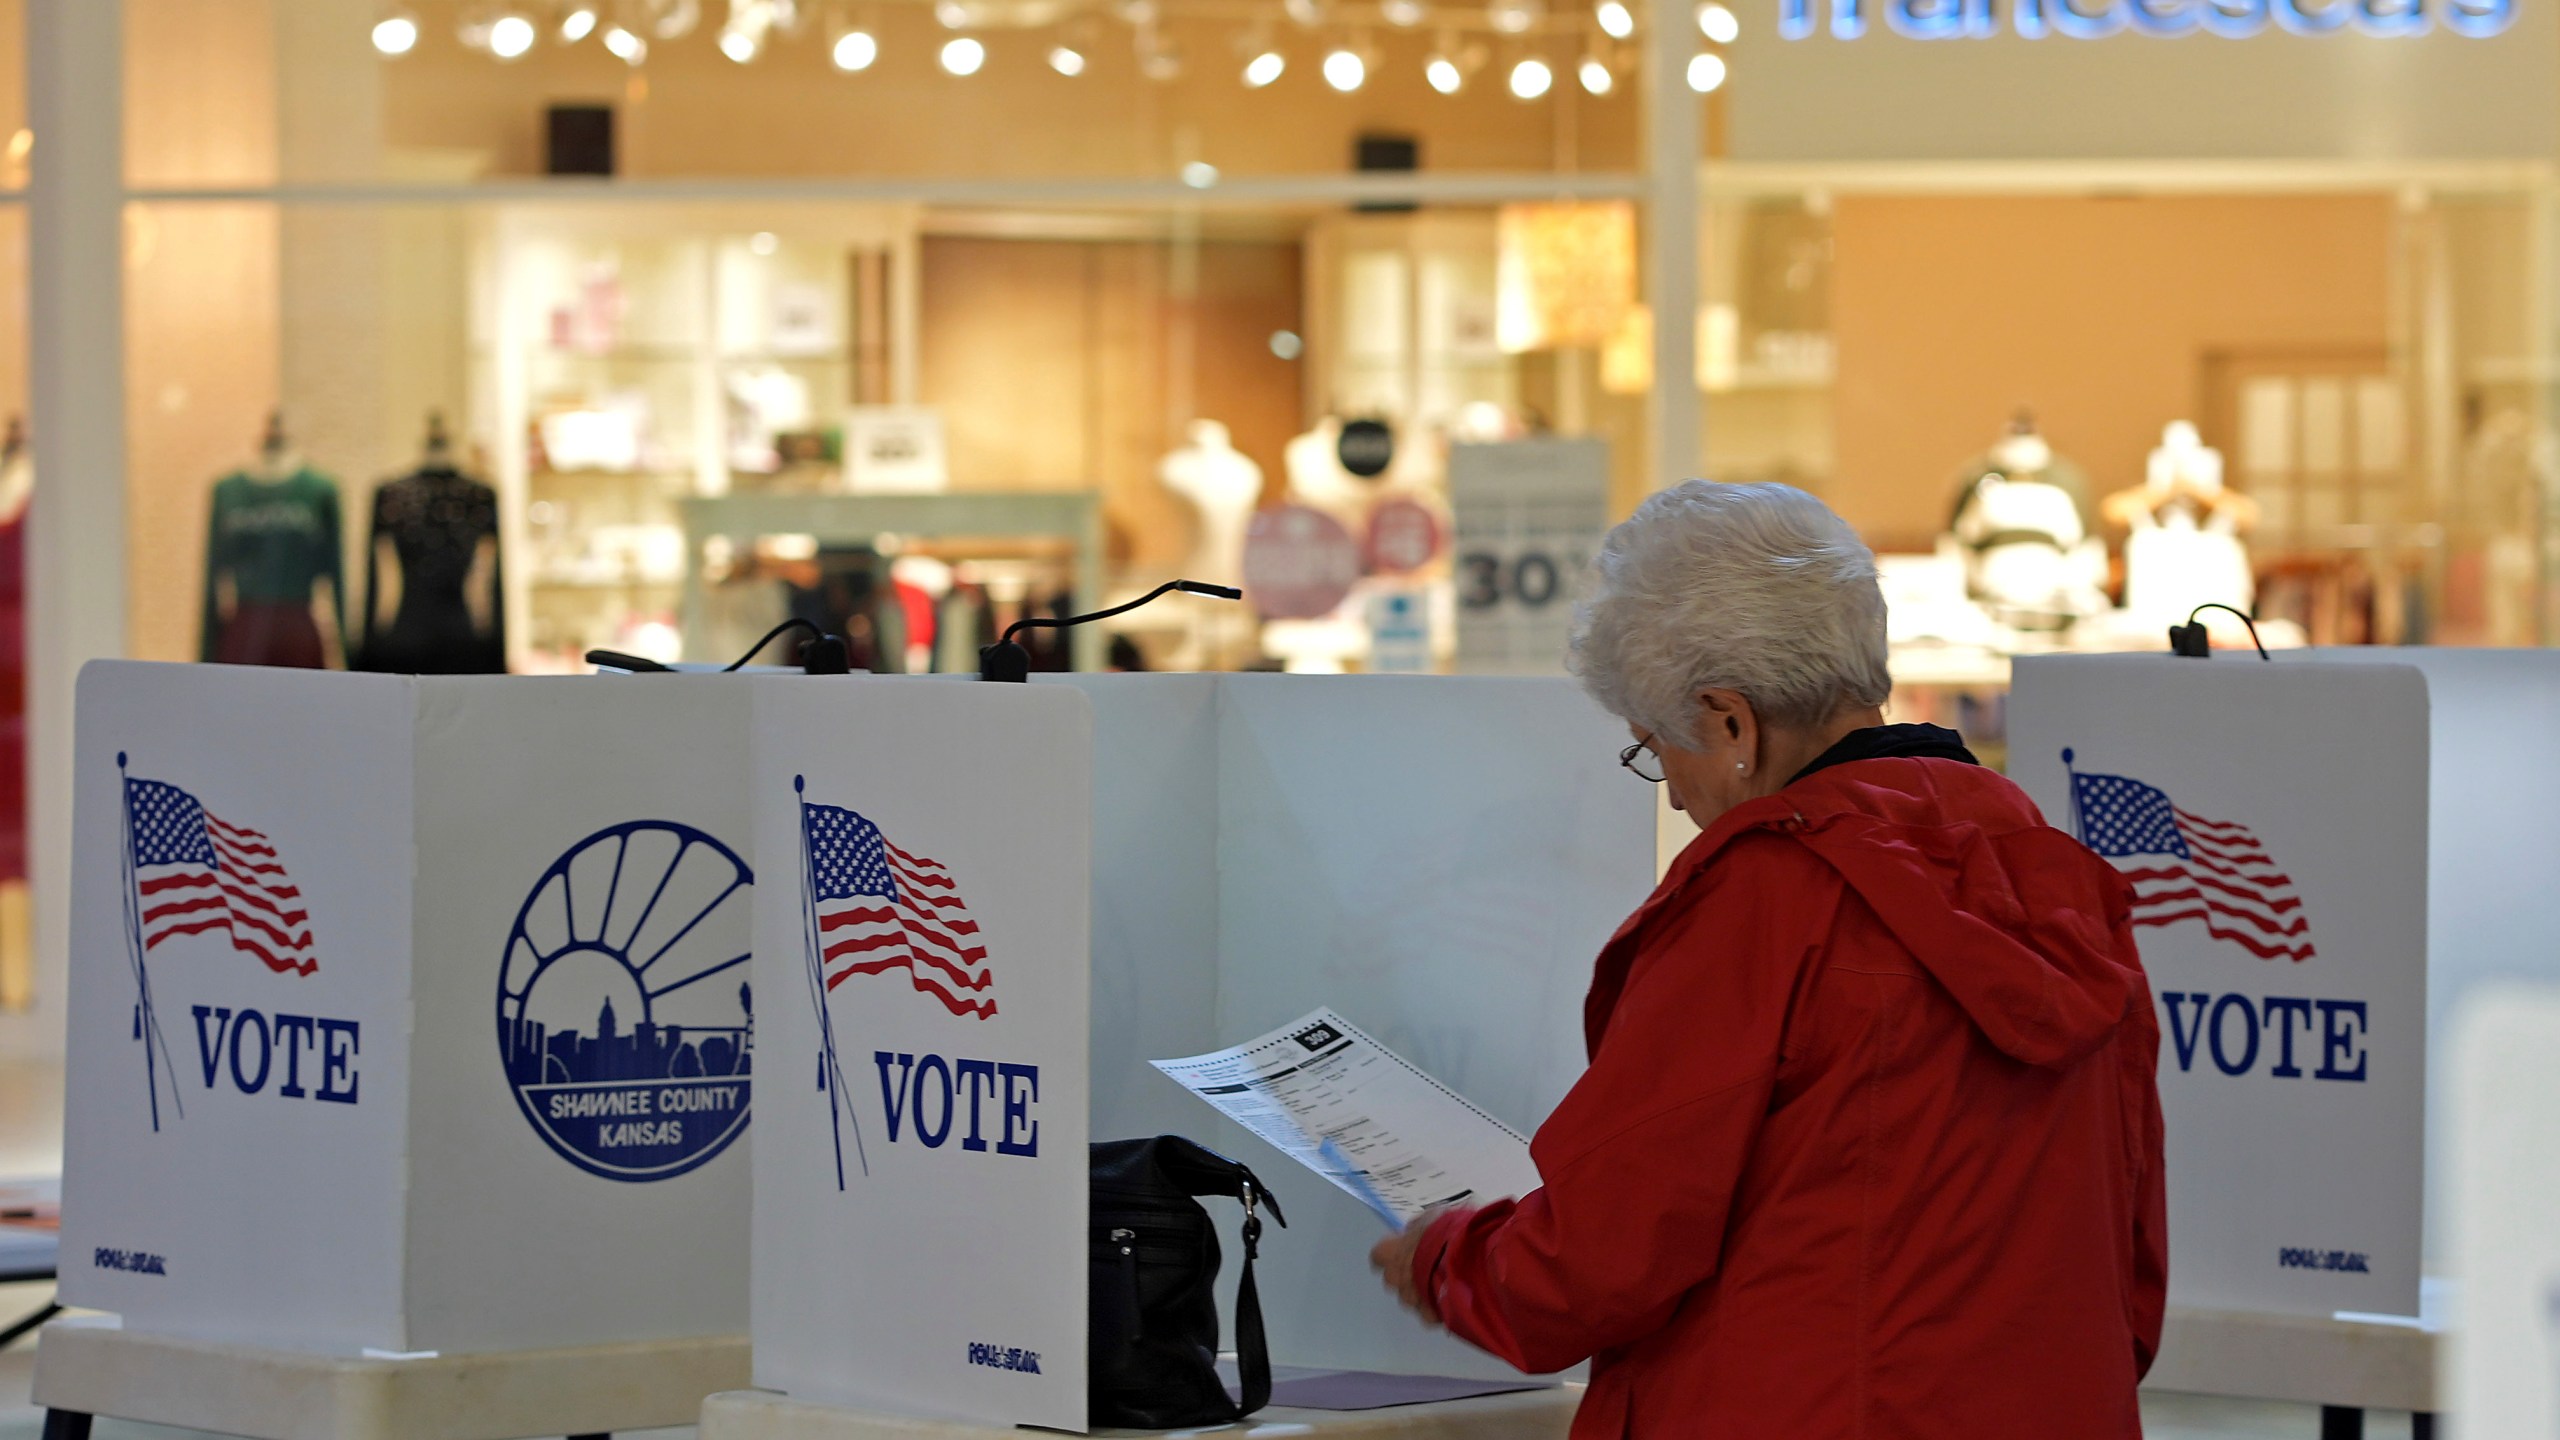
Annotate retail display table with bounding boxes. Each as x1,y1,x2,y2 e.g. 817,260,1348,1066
698,1385,1583,1440
2147,1306,2437,1431
28,1315,751,1440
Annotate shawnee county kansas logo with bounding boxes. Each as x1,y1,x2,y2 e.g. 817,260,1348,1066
496,821,754,1182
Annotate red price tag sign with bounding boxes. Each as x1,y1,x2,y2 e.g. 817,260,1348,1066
1365,497,1444,576
1243,505,1362,619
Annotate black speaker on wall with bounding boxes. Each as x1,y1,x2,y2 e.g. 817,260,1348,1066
547,105,616,177
1354,133,1419,214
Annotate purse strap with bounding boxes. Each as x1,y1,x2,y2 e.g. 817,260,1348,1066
1230,1184,1272,1418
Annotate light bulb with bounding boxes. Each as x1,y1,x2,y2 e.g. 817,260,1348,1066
935,0,971,26
1488,0,1539,33
1426,54,1463,91
1578,54,1611,93
560,5,599,41
832,28,879,69
1284,0,1326,24
1181,161,1221,188
1243,49,1287,86
1595,0,1634,35
1142,43,1183,79
1686,49,1726,90
941,35,986,73
488,13,537,57
371,12,421,54
719,25,760,61
1382,0,1430,23
1322,47,1366,90
1508,55,1552,97
603,23,648,61
1696,1,1739,40
1049,43,1087,74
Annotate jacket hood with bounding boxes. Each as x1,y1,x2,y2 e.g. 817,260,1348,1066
1702,759,2143,1069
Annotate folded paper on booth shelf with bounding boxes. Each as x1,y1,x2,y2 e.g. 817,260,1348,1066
1155,1007,1539,1230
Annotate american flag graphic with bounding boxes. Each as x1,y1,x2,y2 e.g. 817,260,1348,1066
2068,754,2314,963
126,778,317,975
801,802,995,1019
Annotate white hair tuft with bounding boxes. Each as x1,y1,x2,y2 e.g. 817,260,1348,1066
1569,480,1890,747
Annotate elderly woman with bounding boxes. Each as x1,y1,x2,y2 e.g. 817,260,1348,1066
1371,481,2167,1437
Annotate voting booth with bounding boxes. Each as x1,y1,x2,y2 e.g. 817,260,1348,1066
739,672,1655,1431
2449,982,2560,1431
57,662,761,1358
2012,650,2560,1416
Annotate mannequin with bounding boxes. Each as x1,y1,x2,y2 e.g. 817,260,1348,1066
1282,417,1375,531
358,412,506,674
1944,413,2107,630
2107,421,2260,624
202,411,347,668
1159,420,1263,588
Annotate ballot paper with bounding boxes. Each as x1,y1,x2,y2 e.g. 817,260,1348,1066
1153,1008,1541,1230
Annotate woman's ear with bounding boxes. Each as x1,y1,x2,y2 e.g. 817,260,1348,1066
1696,688,1754,747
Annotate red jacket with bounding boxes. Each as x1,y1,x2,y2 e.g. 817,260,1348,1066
1415,755,2168,1438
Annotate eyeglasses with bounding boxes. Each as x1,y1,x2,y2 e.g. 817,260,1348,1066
1619,736,1666,784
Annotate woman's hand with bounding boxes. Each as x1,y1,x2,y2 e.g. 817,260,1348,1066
1369,1208,1449,1327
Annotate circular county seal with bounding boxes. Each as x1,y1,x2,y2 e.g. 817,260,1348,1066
496,821,754,1182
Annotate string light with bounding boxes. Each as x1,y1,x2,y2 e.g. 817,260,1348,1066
719,24,762,60
1696,1,1738,40
1049,42,1088,72
1577,52,1611,93
371,8,421,55
489,13,538,58
940,34,987,72
1686,49,1725,89
559,4,599,41
603,22,648,61
1595,0,1634,35
1426,53,1463,90
1381,0,1430,23
832,27,879,69
1508,54,1551,97
1321,45,1367,90
1244,48,1287,85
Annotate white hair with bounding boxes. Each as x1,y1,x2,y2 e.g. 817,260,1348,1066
1569,480,1890,748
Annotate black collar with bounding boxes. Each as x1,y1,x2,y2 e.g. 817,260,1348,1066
1789,723,1979,786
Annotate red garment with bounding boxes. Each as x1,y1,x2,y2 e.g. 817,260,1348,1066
1415,756,2167,1439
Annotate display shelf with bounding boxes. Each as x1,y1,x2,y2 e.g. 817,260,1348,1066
677,492,1107,671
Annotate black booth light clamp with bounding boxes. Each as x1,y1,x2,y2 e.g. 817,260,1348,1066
977,579,1243,682
2167,603,2271,662
582,582,1243,680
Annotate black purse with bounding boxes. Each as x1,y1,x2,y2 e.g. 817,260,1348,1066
1089,1136,1288,1429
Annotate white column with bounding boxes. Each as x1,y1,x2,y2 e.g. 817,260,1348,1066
1641,0,1702,492
16,0,127,1054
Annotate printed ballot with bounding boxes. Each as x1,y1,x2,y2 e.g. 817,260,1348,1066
1154,1007,1540,1229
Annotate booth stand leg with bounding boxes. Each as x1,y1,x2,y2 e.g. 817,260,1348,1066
2412,1414,2435,1439
39,1409,91,1440
567,1432,612,1439
2320,1406,2363,1440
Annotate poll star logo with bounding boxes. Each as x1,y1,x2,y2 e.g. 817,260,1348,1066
496,820,755,1183
116,753,354,1133
796,777,1034,1192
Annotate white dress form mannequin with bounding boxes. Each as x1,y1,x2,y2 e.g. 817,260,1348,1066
2118,421,2257,625
1159,420,1263,589
1282,418,1373,531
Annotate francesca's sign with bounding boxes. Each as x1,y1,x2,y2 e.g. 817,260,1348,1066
1781,0,2513,37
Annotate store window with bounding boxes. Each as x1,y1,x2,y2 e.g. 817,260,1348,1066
116,1,1694,687
1694,170,2559,764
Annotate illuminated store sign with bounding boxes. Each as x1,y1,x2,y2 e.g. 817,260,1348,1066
1779,0,2513,38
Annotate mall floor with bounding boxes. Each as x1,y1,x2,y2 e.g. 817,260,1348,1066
0,1056,2424,1439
